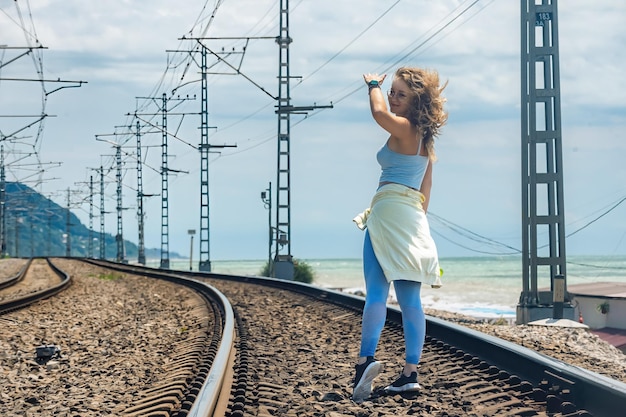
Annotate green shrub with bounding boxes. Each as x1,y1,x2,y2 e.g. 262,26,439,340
93,272,123,281
259,261,271,277
258,258,314,283
491,316,510,326
597,301,610,314
293,259,314,284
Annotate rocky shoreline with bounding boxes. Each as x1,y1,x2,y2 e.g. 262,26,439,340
424,308,626,383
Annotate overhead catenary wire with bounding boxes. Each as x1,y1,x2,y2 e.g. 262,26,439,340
5,1,622,267
2,0,50,188
428,194,626,262
162,0,625,262
75,0,232,202
323,0,488,107
3,0,487,170
565,195,626,239
429,211,522,255
299,0,402,84
213,0,491,157
208,0,491,154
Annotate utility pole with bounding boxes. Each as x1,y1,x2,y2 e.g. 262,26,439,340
198,138,235,273
170,41,237,272
46,198,52,255
517,0,570,324
95,136,130,263
180,3,331,275
88,175,94,258
114,145,125,263
198,47,237,272
130,119,162,265
67,171,97,259
160,94,170,268
0,146,5,257
14,213,20,257
99,166,106,259
199,46,210,272
85,166,107,259
273,0,333,279
62,187,84,257
134,120,146,265
96,128,157,263
132,94,194,269
65,188,71,257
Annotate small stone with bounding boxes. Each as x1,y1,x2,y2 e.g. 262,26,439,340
320,392,344,401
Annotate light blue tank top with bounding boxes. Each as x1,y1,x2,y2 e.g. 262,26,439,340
377,142,429,190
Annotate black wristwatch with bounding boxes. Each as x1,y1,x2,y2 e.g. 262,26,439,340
368,80,380,89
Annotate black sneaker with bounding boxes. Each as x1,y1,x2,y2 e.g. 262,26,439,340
384,371,421,393
352,356,383,403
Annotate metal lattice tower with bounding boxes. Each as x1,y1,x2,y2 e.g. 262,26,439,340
99,166,105,259
160,93,170,269
46,199,52,255
168,40,233,272
272,0,332,279
135,120,146,265
0,146,5,256
114,146,126,263
273,0,293,279
88,175,94,258
133,93,192,268
65,188,71,257
177,15,326,275
199,46,211,272
518,0,569,323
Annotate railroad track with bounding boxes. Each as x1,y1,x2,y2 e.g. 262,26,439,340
0,258,29,290
3,258,625,416
1,258,234,416
0,258,71,314
85,259,626,416
79,259,235,417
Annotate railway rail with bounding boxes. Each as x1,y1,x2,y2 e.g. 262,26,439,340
85,259,626,416
0,258,29,290
1,258,234,416
3,258,625,416
0,258,71,314
81,259,236,417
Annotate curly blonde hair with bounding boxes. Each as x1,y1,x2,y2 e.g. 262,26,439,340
395,67,448,161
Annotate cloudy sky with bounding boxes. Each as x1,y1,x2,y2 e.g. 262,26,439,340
2,0,625,262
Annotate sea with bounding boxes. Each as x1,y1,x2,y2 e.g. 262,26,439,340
151,255,626,321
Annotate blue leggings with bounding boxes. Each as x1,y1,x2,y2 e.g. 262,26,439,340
359,231,426,365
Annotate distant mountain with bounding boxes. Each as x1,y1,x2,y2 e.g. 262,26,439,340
1,182,180,260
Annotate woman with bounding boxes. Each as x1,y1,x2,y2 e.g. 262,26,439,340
352,66,447,403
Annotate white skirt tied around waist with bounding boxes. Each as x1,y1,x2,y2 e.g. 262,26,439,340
353,183,442,288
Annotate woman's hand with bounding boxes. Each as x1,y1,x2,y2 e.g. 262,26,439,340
363,73,386,85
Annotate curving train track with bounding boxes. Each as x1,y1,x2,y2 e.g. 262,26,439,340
2,258,625,416
0,258,70,314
